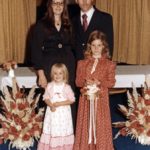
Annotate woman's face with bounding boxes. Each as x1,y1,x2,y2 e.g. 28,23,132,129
51,0,64,16
91,39,104,58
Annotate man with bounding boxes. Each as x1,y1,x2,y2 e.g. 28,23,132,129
72,0,114,60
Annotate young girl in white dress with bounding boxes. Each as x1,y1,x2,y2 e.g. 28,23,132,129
38,63,75,150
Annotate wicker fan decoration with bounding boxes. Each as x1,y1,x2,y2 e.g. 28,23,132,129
113,83,150,145
0,78,44,150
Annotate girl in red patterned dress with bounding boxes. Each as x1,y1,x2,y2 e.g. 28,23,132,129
38,63,75,150
74,30,116,150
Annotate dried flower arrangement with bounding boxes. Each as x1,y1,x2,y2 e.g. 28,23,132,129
0,78,44,150
2,60,18,78
113,83,150,145
2,60,17,71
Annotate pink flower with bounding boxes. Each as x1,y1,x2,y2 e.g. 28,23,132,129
0,139,3,144
15,92,24,99
35,116,43,122
23,134,30,141
128,115,136,121
10,102,16,109
31,111,36,118
13,115,22,124
147,130,150,136
3,132,9,139
145,100,150,105
145,116,150,123
120,128,127,136
18,103,26,110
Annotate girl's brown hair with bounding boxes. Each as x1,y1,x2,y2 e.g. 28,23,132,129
50,63,69,83
84,30,110,59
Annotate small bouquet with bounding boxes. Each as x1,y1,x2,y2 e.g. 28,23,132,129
113,83,150,145
83,83,100,101
0,78,44,150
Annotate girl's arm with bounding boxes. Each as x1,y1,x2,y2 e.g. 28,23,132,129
44,99,53,107
100,61,116,88
53,100,74,107
44,99,56,112
43,83,56,111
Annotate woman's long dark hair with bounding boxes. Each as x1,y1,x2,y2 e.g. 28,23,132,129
44,0,71,31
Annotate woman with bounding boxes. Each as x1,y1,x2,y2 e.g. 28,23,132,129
31,0,75,89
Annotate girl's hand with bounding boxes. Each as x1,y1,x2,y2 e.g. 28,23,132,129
93,78,101,85
86,78,100,85
53,102,60,107
86,79,95,85
50,106,56,112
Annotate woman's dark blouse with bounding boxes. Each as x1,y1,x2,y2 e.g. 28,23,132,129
31,19,75,87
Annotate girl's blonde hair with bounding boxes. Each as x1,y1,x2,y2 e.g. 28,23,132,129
84,30,110,59
50,63,69,83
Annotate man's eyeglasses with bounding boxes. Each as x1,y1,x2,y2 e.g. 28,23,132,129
52,2,64,6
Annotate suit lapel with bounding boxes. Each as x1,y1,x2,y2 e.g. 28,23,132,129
76,14,85,38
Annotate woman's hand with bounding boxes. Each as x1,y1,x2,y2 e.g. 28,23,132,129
37,70,47,88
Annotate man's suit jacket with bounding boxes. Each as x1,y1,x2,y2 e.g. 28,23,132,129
72,8,114,61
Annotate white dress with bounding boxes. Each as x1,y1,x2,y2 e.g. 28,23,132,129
38,82,75,150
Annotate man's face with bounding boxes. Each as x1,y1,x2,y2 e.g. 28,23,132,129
75,0,94,12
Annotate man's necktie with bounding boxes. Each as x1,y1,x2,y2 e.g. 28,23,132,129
82,14,88,32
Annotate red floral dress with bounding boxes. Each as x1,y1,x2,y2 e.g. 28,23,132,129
73,57,116,150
